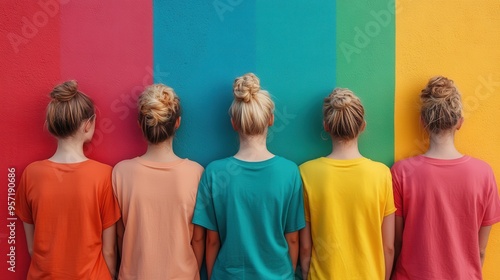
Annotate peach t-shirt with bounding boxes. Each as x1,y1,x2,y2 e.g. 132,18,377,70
113,157,203,280
15,160,121,280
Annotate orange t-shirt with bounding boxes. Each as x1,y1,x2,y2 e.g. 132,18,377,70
112,157,203,280
15,159,121,280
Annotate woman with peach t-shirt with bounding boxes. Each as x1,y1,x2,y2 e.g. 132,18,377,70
113,84,204,279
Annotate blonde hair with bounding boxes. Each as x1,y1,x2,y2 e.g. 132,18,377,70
420,76,462,134
46,80,95,138
138,84,181,144
323,88,365,141
229,73,274,135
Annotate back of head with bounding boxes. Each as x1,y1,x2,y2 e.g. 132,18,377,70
230,73,275,135
323,88,365,141
138,84,181,144
420,76,462,134
46,80,95,138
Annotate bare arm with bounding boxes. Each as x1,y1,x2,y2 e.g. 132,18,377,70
394,216,404,271
191,225,206,270
479,226,492,267
299,223,312,279
23,223,34,257
102,224,117,279
206,230,220,279
382,214,395,280
116,218,124,257
285,231,299,272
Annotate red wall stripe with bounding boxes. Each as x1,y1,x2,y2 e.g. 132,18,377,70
0,1,62,278
60,0,153,165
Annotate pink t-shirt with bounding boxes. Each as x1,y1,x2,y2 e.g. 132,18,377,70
391,155,500,280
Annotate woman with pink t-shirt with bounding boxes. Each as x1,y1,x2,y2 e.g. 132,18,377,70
391,76,500,279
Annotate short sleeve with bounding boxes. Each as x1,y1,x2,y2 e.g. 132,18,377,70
284,169,306,233
192,170,218,231
391,163,404,217
384,168,397,216
100,173,121,229
15,168,33,224
481,170,500,226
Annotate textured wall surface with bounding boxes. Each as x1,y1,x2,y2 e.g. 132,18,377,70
0,0,499,279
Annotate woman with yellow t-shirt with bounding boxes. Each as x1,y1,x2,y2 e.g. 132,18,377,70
299,88,396,280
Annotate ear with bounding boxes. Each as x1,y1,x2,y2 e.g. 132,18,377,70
268,114,274,126
419,116,426,127
84,118,94,133
360,120,366,132
323,121,330,132
456,117,464,130
175,117,181,130
230,118,238,131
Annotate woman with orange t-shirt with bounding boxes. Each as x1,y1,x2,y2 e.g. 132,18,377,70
15,80,121,280
112,84,205,279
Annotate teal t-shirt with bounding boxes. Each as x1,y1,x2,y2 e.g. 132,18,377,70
193,156,305,280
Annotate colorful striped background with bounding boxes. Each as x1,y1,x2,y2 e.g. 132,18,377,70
1,1,499,278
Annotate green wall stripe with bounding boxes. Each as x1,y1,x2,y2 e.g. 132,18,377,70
336,0,395,166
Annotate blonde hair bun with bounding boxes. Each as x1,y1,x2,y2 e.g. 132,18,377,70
229,73,274,135
323,88,365,141
50,80,79,102
140,84,177,126
138,84,181,143
329,88,360,110
421,76,459,101
233,73,261,103
420,76,462,133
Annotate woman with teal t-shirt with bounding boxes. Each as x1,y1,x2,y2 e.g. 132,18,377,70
192,73,305,279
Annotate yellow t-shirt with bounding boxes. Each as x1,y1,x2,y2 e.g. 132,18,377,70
299,157,396,280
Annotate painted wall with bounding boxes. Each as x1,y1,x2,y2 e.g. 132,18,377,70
0,0,498,279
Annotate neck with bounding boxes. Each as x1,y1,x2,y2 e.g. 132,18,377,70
50,137,87,163
234,133,273,162
424,131,462,159
327,138,363,160
141,138,180,162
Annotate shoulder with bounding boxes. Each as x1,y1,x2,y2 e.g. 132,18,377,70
299,157,323,172
183,159,204,173
391,156,422,173
464,156,494,170
364,158,390,173
205,157,233,172
274,156,298,169
20,160,48,180
87,159,112,173
112,158,138,173
23,160,47,172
